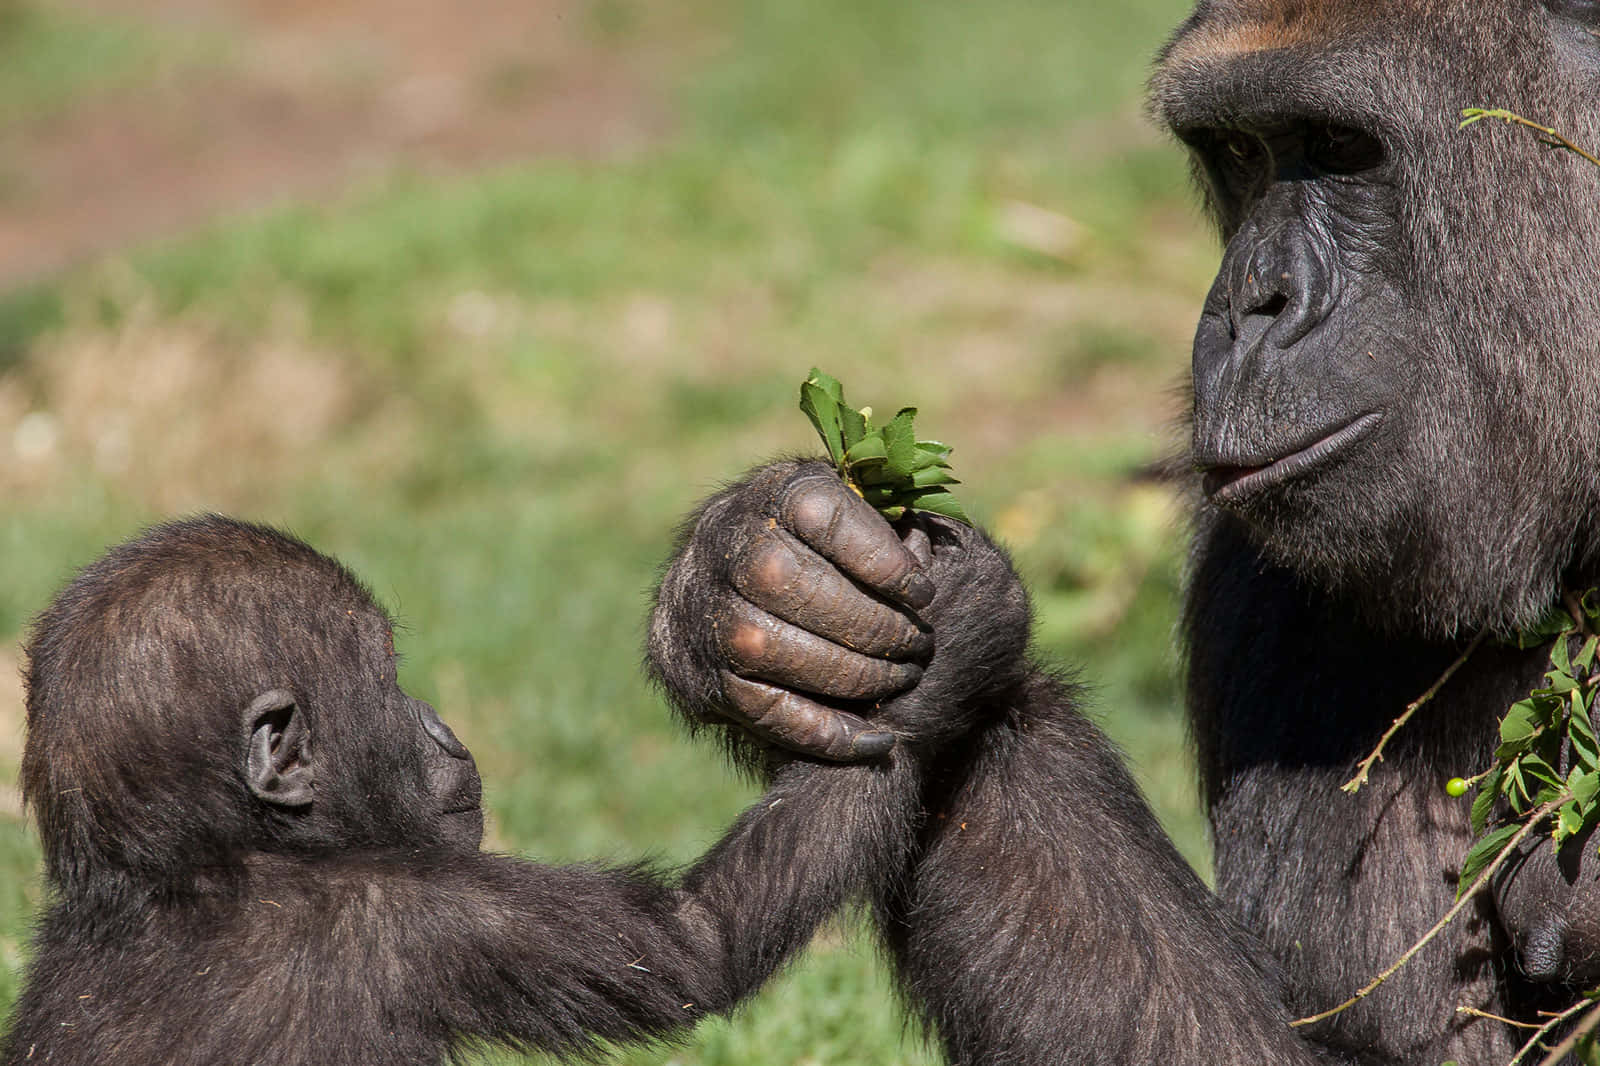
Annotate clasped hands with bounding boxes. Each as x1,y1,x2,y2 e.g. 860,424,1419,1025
648,459,1031,768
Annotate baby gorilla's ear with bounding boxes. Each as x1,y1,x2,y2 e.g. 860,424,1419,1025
243,689,315,808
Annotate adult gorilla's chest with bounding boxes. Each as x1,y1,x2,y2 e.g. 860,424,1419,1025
1186,525,1560,1059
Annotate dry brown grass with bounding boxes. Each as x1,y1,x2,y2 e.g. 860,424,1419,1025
0,292,374,514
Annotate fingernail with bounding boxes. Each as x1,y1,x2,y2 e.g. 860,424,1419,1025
849,731,896,758
905,572,935,610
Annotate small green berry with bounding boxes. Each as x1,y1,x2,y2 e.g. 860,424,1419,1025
1444,777,1470,798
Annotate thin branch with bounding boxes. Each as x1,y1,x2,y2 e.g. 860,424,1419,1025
1455,1006,1541,1030
1520,997,1600,1066
1343,629,1490,794
1291,797,1561,1029
1460,108,1600,171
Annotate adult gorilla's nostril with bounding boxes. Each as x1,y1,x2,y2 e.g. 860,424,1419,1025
1249,292,1290,320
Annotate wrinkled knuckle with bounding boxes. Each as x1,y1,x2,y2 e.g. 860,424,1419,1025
873,613,927,658
782,476,846,536
723,674,782,723
734,536,802,602
849,659,893,696
720,619,774,671
782,707,844,755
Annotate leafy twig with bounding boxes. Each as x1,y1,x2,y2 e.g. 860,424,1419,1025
798,368,969,524
1290,798,1561,1029
1342,629,1489,794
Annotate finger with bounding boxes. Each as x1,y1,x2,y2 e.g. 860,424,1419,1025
732,529,932,660
781,474,935,610
721,673,895,762
717,595,922,701
901,524,933,570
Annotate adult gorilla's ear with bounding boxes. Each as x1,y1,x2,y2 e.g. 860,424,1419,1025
244,689,314,808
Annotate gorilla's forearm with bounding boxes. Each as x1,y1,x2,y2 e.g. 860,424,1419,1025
674,753,924,1008
362,756,925,1059
872,672,1329,1066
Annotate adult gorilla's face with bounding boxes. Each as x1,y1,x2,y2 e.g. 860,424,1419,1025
1152,0,1600,637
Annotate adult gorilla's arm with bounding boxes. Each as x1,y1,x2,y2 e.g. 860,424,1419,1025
648,461,1329,1064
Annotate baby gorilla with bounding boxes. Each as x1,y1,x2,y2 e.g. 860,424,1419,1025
1,516,923,1066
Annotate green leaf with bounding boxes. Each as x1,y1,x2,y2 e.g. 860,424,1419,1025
1506,761,1531,808
1545,670,1580,695
844,434,888,465
800,381,845,468
1458,824,1520,898
853,462,901,487
839,405,868,450
1497,699,1545,759
909,490,970,524
1559,801,1587,843
1555,633,1575,675
1579,635,1599,673
916,441,953,464
910,466,961,489
1573,698,1600,771
1472,765,1505,834
805,367,844,405
1573,766,1600,808
1520,754,1565,800
1583,589,1600,628
880,407,919,479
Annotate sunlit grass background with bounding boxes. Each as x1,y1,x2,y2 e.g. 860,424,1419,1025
0,0,1212,1061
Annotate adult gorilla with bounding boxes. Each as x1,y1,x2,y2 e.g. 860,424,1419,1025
647,2,1600,1063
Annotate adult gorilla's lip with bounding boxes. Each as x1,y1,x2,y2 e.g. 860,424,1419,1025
1199,412,1383,503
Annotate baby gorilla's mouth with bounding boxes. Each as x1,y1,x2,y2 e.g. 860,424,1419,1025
1199,412,1382,504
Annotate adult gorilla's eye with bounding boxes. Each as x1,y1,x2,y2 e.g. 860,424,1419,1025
1219,131,1262,165
1304,124,1385,174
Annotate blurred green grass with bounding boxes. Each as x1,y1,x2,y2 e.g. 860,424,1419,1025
0,2,156,129
0,0,1212,1062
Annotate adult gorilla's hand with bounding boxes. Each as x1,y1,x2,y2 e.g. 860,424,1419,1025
648,459,1031,766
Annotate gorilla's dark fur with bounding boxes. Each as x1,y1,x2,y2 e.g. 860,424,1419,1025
2,516,935,1066
648,2,1600,1063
